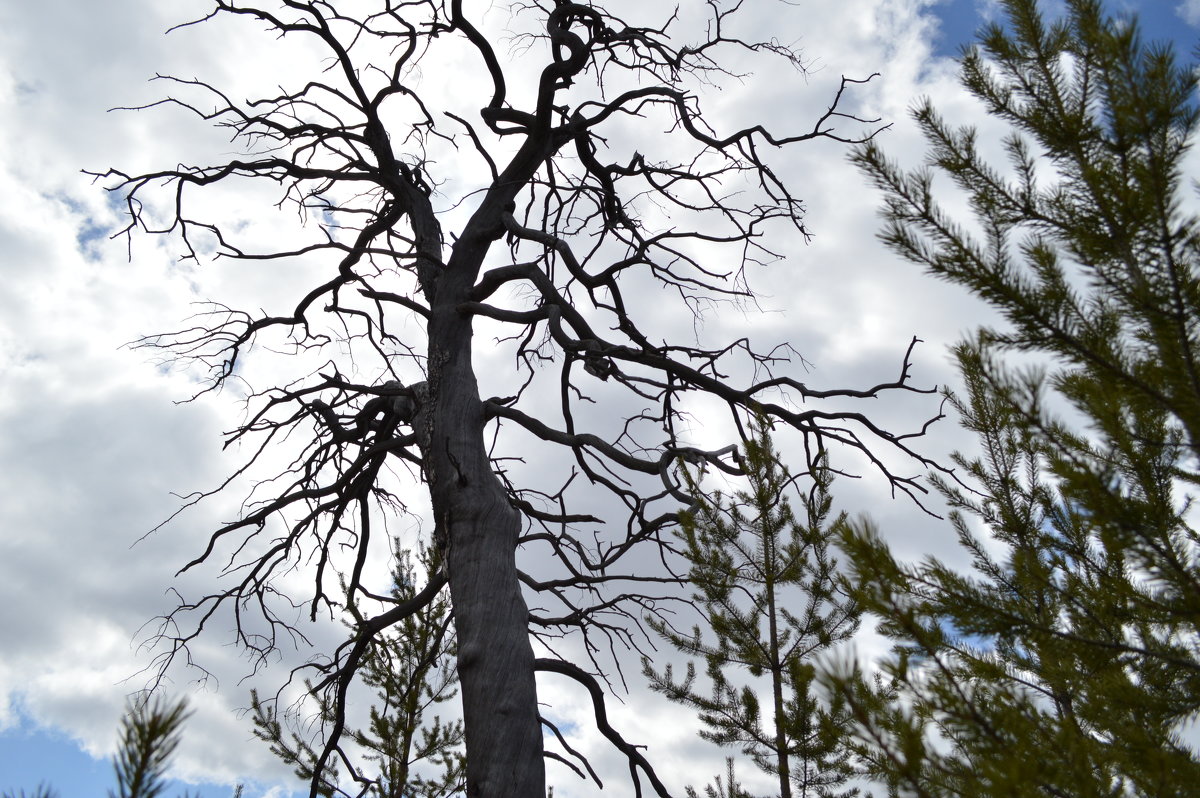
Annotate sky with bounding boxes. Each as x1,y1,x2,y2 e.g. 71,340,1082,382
0,1,1197,797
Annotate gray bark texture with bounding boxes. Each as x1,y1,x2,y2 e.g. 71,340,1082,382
424,210,548,796
103,2,945,795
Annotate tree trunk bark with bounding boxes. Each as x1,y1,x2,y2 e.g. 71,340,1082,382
424,226,545,797
766,545,793,798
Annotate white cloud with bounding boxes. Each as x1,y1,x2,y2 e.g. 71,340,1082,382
975,0,1003,19
1179,0,1200,26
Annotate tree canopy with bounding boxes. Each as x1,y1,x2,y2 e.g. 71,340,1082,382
831,0,1200,794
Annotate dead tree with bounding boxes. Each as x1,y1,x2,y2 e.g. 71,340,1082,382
99,2,943,796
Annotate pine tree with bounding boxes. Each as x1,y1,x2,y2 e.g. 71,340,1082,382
109,697,194,798
252,541,464,798
645,420,861,798
828,1,1200,795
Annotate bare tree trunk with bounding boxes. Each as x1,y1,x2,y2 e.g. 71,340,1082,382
425,228,544,796
447,501,543,798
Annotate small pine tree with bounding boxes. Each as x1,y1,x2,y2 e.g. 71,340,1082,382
110,696,194,798
829,0,1200,795
644,419,861,798
252,540,464,798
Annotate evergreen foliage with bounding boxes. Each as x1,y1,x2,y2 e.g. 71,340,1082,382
829,1,1200,795
251,542,464,798
110,697,194,798
645,420,861,798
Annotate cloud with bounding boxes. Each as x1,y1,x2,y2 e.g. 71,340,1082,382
1178,0,1200,26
